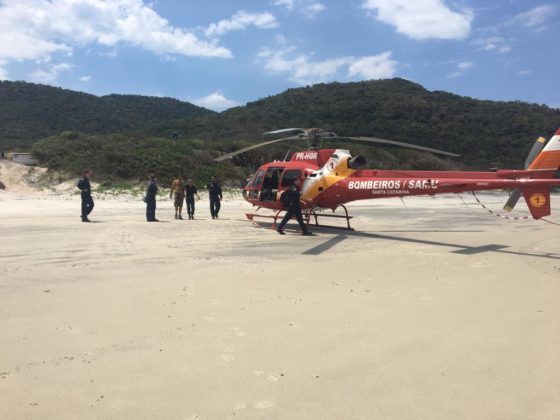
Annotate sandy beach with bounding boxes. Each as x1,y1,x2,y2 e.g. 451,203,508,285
1,189,559,419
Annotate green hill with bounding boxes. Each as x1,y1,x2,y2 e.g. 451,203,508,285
0,81,214,150
185,79,560,168
3,78,560,184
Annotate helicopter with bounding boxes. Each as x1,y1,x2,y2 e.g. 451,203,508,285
214,128,560,230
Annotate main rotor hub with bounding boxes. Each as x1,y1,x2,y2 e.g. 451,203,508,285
305,128,337,150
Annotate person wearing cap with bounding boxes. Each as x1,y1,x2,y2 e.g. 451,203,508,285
206,176,223,219
184,179,200,219
77,169,94,222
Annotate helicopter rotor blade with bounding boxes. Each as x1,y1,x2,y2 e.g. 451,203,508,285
503,189,522,212
263,128,306,135
213,135,302,162
524,136,546,168
335,136,460,157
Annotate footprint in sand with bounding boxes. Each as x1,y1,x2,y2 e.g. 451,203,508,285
230,327,247,337
221,354,235,362
266,374,279,382
204,313,217,322
254,400,274,409
234,402,247,411
221,347,235,362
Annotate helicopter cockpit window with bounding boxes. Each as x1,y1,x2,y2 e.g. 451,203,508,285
251,170,265,187
281,169,302,187
260,167,284,201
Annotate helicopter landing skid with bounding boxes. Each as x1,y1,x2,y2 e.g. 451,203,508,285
245,205,354,231
245,208,284,230
305,205,354,231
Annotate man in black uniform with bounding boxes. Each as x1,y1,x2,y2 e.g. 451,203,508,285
146,174,158,222
184,179,199,219
77,169,94,222
207,176,223,219
276,178,312,235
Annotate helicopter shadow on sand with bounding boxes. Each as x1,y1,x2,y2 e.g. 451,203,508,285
286,224,560,260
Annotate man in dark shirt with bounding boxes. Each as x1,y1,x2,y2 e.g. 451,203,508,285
77,169,94,222
146,174,158,222
184,179,199,219
207,176,223,219
277,178,311,235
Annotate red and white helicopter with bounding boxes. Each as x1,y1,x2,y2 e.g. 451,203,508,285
215,128,560,229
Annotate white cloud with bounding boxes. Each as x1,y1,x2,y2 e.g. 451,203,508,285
274,0,295,11
204,11,278,37
30,62,74,84
447,61,474,78
257,47,346,84
303,3,326,19
362,0,473,40
473,37,511,54
0,60,7,80
518,70,531,76
0,0,232,81
457,61,473,70
347,52,397,79
192,92,239,111
80,75,92,82
257,47,397,85
507,4,557,29
274,0,326,18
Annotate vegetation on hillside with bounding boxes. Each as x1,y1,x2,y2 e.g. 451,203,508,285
181,79,560,169
31,131,246,186
0,81,214,150
5,78,560,184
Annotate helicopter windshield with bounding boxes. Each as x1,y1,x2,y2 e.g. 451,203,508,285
251,170,265,187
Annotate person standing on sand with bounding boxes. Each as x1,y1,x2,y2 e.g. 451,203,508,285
207,176,223,219
184,179,199,219
146,174,158,222
276,178,311,235
170,175,185,220
77,169,94,222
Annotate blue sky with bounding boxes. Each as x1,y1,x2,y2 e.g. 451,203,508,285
0,0,558,111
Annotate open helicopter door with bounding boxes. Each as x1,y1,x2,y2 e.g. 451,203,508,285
260,167,284,201
243,166,287,203
279,168,303,189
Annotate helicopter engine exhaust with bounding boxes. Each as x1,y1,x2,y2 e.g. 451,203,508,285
347,155,366,169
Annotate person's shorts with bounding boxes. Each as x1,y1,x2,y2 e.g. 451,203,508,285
174,193,184,207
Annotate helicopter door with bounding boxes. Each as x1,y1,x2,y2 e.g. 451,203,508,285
260,167,284,201
280,169,302,189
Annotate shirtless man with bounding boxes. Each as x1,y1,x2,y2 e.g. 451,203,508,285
170,176,185,220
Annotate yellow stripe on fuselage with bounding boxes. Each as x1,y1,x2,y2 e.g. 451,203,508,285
301,158,356,202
